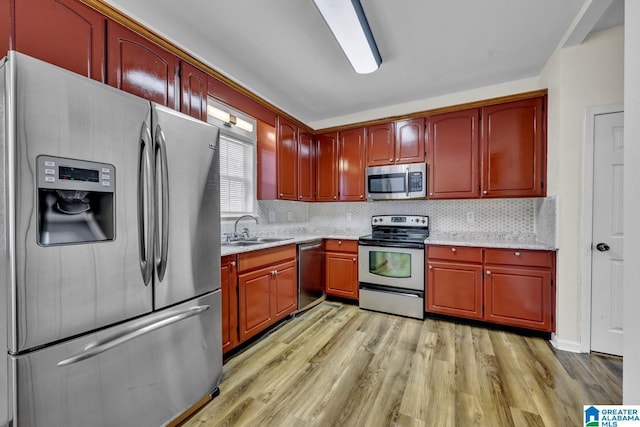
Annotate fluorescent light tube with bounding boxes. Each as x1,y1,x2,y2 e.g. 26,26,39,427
313,0,382,74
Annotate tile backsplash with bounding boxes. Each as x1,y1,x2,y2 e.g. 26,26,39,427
222,197,557,242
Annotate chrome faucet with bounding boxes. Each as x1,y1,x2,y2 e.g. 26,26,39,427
233,214,259,240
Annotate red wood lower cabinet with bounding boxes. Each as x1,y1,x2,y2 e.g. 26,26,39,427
484,266,553,331
237,245,297,343
426,245,555,332
325,239,358,300
427,261,483,320
221,255,238,354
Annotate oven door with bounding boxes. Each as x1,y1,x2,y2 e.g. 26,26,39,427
358,243,424,291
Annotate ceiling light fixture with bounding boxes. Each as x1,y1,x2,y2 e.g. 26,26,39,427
312,0,382,74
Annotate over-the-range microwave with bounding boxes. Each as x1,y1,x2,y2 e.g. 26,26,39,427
365,162,427,201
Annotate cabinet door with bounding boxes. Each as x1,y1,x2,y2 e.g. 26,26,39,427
395,118,425,164
481,97,545,197
367,123,395,166
272,260,298,319
339,128,366,201
238,268,273,342
257,120,277,200
107,21,178,109
426,261,483,320
221,256,238,353
180,61,208,121
326,252,358,299
277,117,298,200
484,266,552,331
1,0,9,56
298,130,315,201
427,109,480,199
14,0,106,81
315,133,339,202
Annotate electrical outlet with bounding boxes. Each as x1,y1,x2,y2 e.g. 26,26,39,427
287,211,293,222
268,211,276,223
346,212,352,221
466,211,474,224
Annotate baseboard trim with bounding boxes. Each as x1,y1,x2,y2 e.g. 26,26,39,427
550,335,583,353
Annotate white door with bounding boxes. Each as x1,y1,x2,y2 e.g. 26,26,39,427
591,111,624,356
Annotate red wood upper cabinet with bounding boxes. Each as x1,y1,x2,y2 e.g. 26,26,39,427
298,130,315,201
180,61,208,121
107,21,178,109
395,118,426,164
427,109,480,199
339,128,366,201
257,120,277,200
366,122,395,166
14,0,106,81
1,0,11,57
316,132,339,202
481,97,546,197
277,117,298,200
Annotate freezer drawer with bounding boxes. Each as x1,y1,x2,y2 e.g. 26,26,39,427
7,292,222,427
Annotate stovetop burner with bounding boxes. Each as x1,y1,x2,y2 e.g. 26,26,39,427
359,215,429,245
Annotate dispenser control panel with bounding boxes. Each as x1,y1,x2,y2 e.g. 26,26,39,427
37,155,115,192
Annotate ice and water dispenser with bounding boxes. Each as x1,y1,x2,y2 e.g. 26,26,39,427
37,155,115,245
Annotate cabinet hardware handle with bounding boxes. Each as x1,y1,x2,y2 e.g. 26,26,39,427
389,158,393,162
352,258,356,262
360,195,364,199
230,261,236,267
299,195,302,199
429,192,433,196
333,196,337,200
451,247,456,252
486,271,491,275
483,190,488,195
279,193,283,197
515,252,521,256
429,265,433,269
338,241,342,245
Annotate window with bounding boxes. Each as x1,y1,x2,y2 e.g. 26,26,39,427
218,133,255,216
207,98,257,218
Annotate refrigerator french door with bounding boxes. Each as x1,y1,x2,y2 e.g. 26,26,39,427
1,52,222,426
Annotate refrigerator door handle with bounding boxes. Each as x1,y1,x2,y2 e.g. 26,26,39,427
57,305,210,367
138,121,155,286
154,124,170,282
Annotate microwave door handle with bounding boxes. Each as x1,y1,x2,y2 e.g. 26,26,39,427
138,121,154,286
154,125,169,282
405,167,410,197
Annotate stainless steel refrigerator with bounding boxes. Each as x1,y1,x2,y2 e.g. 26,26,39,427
0,51,222,427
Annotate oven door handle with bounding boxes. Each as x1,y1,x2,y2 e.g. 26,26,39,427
358,240,424,249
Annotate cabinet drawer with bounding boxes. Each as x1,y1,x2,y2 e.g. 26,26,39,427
484,248,553,268
427,245,483,263
325,239,358,253
238,244,296,272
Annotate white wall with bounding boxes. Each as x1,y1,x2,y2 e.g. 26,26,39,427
540,26,624,349
624,0,640,404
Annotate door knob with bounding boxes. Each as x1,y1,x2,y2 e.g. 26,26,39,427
596,243,610,252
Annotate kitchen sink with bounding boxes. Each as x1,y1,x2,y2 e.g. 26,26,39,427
221,237,293,246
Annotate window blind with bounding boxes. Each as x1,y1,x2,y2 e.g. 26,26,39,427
218,133,255,217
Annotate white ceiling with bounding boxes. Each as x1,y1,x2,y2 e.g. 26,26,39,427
102,0,624,128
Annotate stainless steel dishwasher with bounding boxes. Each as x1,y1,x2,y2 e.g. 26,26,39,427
296,240,325,313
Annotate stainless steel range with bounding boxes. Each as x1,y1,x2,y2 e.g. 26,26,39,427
358,215,429,319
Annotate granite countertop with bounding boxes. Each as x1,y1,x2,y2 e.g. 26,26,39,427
220,230,556,256
426,232,556,251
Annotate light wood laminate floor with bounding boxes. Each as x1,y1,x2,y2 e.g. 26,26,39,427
184,302,622,427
